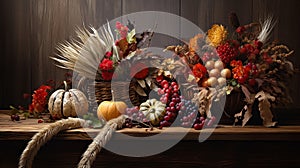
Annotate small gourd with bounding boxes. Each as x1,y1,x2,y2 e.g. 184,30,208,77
48,81,89,119
140,99,166,126
97,90,127,121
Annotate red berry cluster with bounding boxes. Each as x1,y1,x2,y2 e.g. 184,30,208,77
239,40,263,61
245,62,259,86
157,78,181,127
10,114,20,121
201,52,218,63
125,106,148,123
193,116,216,130
217,40,239,64
123,107,149,128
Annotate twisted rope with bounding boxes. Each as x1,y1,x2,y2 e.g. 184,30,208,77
18,118,87,168
78,115,126,168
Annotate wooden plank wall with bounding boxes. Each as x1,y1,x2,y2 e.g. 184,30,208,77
1,0,300,110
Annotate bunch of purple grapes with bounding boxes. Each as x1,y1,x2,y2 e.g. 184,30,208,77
178,99,198,128
178,99,217,130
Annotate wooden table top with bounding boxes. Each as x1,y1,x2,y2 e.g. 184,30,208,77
1,112,300,141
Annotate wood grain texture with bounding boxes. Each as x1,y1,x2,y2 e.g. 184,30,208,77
0,0,122,109
0,110,300,167
122,0,181,47
0,0,300,112
1,140,300,168
252,0,300,108
1,112,300,141
0,0,32,109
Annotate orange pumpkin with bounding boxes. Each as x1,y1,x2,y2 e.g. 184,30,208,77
97,91,127,121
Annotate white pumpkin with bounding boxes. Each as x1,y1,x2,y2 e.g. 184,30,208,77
140,99,166,125
48,81,89,119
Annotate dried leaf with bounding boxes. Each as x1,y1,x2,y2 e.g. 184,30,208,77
192,89,208,115
125,51,136,60
127,29,136,44
285,61,294,71
272,86,282,94
137,79,146,88
242,105,253,126
255,91,277,127
241,85,251,102
136,85,147,96
206,90,213,118
150,82,157,90
255,78,264,88
192,88,215,118
146,78,152,87
187,74,195,82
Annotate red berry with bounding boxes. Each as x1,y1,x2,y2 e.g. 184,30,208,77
182,116,188,122
165,89,171,94
165,93,170,98
169,102,175,107
156,75,163,82
171,98,176,102
238,77,246,84
11,115,15,121
200,117,205,121
163,83,169,89
162,97,168,104
236,26,246,34
38,119,44,123
207,120,214,127
254,40,263,49
164,116,170,121
13,115,20,121
105,51,112,57
253,49,260,55
239,47,247,54
157,88,164,95
161,80,168,86
210,116,216,122
194,123,203,130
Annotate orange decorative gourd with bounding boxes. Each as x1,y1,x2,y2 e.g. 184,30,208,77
97,91,127,121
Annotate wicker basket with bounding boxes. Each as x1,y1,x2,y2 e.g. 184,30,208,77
93,80,148,107
219,88,265,125
219,88,246,124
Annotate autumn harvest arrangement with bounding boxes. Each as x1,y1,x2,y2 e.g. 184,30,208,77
16,12,297,168
12,14,294,130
